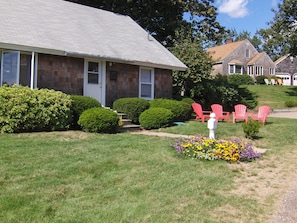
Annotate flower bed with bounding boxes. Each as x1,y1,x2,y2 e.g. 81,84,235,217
171,136,261,162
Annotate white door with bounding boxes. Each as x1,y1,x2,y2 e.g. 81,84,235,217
293,74,297,86
84,60,105,105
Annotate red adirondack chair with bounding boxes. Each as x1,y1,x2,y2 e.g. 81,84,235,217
191,103,211,123
251,106,270,125
232,104,248,123
211,104,230,122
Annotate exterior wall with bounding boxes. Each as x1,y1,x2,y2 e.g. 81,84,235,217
105,62,139,107
105,62,173,107
37,54,84,95
210,63,223,76
154,68,172,98
275,56,297,75
222,42,258,74
37,55,173,107
252,54,275,75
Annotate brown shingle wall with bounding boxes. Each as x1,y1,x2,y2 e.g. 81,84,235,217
106,62,139,107
37,54,84,95
154,68,172,98
105,63,172,107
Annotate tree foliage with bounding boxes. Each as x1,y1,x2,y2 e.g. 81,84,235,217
66,0,227,46
169,29,213,98
257,0,297,59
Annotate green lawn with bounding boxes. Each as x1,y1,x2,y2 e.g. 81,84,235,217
1,85,297,222
244,85,297,109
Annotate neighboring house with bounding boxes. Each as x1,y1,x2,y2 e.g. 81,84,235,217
0,0,186,107
206,39,275,80
274,54,297,86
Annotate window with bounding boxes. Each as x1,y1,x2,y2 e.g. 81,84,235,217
248,65,254,75
1,51,36,87
87,62,99,84
229,64,242,74
245,49,250,58
255,66,263,76
139,67,154,100
269,68,275,75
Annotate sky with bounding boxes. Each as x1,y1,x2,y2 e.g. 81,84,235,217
215,0,281,35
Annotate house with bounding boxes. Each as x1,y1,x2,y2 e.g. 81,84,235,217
206,39,275,80
274,54,297,86
0,0,186,107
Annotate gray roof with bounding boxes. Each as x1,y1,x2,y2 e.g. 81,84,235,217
0,0,186,71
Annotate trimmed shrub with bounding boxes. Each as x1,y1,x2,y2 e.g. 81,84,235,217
285,100,297,107
181,97,195,105
228,74,255,85
139,107,174,129
112,98,150,124
0,86,72,133
70,95,102,128
78,107,119,133
149,98,192,121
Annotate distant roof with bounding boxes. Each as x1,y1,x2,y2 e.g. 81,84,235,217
206,40,246,62
247,52,265,65
274,54,289,65
0,0,187,71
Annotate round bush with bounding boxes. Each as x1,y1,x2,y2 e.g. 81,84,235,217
78,107,119,133
149,99,192,122
228,74,255,85
70,95,102,128
0,86,72,133
112,98,150,124
181,97,195,105
139,107,174,130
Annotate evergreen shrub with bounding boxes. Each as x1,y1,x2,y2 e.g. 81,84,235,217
78,107,119,133
0,86,72,133
149,98,192,121
139,107,174,129
242,119,262,139
228,74,255,85
70,95,101,128
112,98,150,124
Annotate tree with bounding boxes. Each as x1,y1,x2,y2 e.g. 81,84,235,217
258,0,297,58
169,29,213,98
66,0,227,46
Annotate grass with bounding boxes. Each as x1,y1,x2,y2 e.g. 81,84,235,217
243,85,297,109
1,85,297,222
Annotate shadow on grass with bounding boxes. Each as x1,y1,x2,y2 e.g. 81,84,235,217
285,87,297,96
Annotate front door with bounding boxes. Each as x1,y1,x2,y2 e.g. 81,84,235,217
84,60,105,105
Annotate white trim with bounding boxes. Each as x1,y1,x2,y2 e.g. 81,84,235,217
30,51,35,89
139,67,154,100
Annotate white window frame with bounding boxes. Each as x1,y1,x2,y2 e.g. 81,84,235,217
139,67,154,100
229,64,243,74
0,50,37,88
248,65,254,75
255,66,263,76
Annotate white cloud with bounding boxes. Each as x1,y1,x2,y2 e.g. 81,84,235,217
218,0,249,18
